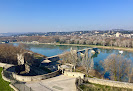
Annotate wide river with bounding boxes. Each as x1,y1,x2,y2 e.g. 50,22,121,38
12,43,133,80
13,43,133,64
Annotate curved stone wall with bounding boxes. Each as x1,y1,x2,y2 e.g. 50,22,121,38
12,70,60,82
0,62,14,68
1,61,60,82
3,66,60,82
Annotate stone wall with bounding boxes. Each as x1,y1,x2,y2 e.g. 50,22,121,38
1,62,60,82
46,55,60,62
75,77,83,91
1,71,12,82
12,70,60,82
86,77,133,89
0,62,14,68
64,71,85,79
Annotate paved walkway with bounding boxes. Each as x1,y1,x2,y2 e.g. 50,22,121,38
25,75,76,91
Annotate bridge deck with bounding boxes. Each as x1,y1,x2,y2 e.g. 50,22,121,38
78,48,93,53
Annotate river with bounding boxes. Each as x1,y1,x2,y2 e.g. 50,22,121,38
13,43,133,63
12,43,133,80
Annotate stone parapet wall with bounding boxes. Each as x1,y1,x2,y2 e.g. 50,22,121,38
1,71,12,82
86,77,133,89
64,71,85,79
47,56,59,62
12,70,60,82
1,62,60,82
45,55,60,62
0,62,14,68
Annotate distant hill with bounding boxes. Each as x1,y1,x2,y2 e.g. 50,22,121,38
0,29,133,37
0,33,24,37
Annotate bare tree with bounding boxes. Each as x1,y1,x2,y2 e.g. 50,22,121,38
85,40,92,45
59,51,72,64
109,40,113,47
122,40,127,47
59,47,78,71
102,39,106,46
70,47,78,71
81,49,94,76
93,40,97,45
90,58,94,70
79,39,85,44
131,41,133,48
74,39,80,44
18,43,30,50
103,54,132,81
127,40,131,48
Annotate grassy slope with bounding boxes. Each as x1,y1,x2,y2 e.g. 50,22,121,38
0,67,13,91
80,82,132,91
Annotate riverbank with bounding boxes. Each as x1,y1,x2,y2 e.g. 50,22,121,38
55,43,133,52
11,42,133,52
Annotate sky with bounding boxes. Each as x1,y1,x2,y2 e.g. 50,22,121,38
0,0,133,33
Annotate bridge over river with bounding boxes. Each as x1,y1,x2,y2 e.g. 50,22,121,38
77,47,98,53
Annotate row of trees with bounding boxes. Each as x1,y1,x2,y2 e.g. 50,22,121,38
1,35,133,48
58,35,133,48
1,34,133,48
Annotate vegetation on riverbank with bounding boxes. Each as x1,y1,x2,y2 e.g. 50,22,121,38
80,82,132,91
60,47,132,82
0,67,13,91
5,33,133,49
0,44,46,65
102,54,132,81
12,42,133,52
54,43,133,52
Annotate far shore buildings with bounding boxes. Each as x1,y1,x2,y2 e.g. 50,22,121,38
31,41,39,44
115,32,133,38
116,32,122,37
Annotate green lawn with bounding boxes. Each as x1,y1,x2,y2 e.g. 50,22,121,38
0,67,13,91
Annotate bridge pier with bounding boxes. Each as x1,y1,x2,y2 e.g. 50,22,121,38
77,47,99,56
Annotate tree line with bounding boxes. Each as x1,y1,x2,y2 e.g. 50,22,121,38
1,35,133,48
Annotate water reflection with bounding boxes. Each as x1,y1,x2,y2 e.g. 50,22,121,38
12,43,133,63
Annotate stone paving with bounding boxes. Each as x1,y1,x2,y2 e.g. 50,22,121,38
25,75,76,91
